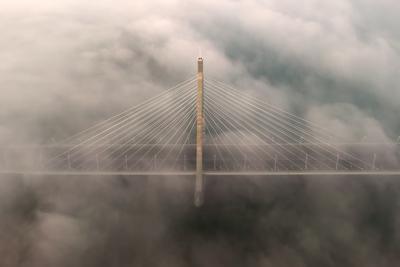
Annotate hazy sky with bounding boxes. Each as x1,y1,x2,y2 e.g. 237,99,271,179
0,0,399,143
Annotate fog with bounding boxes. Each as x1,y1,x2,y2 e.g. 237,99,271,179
1,0,400,266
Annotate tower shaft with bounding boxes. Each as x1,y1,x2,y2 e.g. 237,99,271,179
194,57,204,207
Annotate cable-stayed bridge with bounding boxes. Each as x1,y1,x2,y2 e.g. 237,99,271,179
1,58,400,206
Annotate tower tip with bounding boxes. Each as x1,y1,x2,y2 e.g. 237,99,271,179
197,57,204,73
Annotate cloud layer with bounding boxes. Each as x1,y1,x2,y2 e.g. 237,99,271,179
0,0,399,144
1,1,400,266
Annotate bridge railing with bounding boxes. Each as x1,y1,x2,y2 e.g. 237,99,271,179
1,143,399,173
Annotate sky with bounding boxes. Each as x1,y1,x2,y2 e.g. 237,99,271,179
1,1,400,266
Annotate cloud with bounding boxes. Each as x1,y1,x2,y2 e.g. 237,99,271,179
1,0,398,143
1,1,400,266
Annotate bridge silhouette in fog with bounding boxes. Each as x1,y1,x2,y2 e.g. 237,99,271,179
1,58,400,206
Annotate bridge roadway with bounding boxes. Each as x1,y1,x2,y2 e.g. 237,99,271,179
2,170,400,176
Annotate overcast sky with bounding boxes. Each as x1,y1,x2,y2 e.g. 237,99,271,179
0,0,399,143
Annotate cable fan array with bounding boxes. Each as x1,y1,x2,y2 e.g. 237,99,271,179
48,77,198,171
47,77,370,172
203,79,369,171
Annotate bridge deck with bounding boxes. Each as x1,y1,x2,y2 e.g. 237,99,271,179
2,170,400,176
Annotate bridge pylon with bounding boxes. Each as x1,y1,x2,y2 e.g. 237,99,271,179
194,57,204,207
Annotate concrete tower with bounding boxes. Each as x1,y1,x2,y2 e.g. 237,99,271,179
194,57,204,207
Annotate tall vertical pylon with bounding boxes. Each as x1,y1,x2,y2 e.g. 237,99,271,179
194,57,204,207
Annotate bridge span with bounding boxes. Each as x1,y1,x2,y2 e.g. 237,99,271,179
2,170,400,177
1,57,400,206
